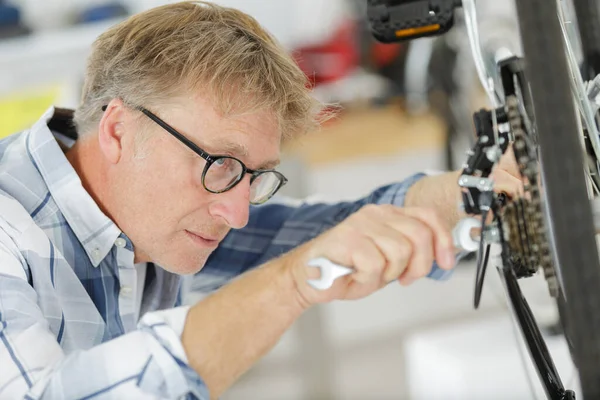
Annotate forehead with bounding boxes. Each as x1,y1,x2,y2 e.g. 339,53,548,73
162,95,282,165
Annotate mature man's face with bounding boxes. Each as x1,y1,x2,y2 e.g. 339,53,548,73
101,95,282,274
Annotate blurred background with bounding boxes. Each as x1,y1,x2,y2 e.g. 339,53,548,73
0,0,580,398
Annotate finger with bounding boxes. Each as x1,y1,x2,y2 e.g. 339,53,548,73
492,169,525,198
395,207,455,270
347,233,387,285
398,269,418,286
498,146,520,177
356,216,413,283
378,210,436,282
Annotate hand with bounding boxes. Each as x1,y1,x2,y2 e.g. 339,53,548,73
490,146,525,199
284,204,456,307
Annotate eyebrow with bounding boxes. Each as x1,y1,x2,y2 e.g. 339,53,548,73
219,141,249,157
256,158,281,170
209,140,280,170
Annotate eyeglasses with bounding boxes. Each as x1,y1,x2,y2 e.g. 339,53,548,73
101,105,287,205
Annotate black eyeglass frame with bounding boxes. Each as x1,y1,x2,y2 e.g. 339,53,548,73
101,104,288,204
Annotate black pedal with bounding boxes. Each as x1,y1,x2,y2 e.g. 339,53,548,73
367,0,462,43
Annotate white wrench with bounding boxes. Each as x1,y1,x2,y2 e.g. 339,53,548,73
306,257,353,290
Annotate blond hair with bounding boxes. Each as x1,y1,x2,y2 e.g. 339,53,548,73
74,1,330,139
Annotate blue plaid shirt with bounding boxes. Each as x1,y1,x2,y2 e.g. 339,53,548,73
0,107,450,399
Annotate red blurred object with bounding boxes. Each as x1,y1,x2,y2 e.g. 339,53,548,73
370,42,403,68
293,20,359,87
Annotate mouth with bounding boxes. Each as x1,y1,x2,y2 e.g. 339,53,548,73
184,230,222,248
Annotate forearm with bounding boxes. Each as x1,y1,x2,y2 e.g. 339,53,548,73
405,170,463,230
182,257,307,398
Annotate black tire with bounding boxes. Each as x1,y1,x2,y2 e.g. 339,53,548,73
515,0,600,397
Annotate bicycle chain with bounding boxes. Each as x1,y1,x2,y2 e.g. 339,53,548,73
502,95,558,296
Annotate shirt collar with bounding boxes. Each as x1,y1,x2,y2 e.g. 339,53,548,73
28,106,122,267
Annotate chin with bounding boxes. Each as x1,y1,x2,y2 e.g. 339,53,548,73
154,252,211,276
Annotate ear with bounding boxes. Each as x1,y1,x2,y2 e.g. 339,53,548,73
98,99,129,164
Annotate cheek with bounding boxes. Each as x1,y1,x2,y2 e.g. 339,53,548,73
127,150,207,217
138,143,194,189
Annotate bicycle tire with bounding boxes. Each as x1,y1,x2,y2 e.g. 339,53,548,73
514,0,600,397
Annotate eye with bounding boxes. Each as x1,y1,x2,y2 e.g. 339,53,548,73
214,158,226,166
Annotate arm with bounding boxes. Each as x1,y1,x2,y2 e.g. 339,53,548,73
0,241,207,399
183,192,458,397
404,170,463,231
182,256,305,398
196,173,451,291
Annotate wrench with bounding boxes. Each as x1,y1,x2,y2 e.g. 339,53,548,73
306,257,353,290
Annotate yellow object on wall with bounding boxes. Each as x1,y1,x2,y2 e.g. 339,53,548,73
0,85,63,138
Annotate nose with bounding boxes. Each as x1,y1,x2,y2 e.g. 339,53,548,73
207,176,251,229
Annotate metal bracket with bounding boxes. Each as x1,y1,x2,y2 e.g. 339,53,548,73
458,175,494,192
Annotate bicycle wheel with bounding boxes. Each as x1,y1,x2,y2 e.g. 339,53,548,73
514,0,600,396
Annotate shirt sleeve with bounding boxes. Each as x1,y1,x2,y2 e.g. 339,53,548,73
195,173,454,292
0,241,207,400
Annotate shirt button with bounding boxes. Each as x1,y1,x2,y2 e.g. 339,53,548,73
91,248,101,261
120,286,133,297
115,238,127,248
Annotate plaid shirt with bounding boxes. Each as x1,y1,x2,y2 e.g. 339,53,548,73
0,107,450,399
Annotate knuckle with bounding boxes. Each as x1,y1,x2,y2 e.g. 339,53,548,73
384,240,412,280
349,237,378,263
338,219,361,238
355,241,384,267
412,225,433,245
389,240,411,267
398,240,412,263
339,232,363,256
372,256,386,273
423,207,443,223
372,259,387,277
413,206,441,220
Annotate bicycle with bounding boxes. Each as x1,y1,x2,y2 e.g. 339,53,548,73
364,0,600,398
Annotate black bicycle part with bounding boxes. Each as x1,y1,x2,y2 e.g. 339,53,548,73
367,0,461,43
473,214,490,309
501,265,575,400
492,206,574,400
516,0,600,396
471,189,494,309
498,56,536,142
571,0,600,80
460,108,509,215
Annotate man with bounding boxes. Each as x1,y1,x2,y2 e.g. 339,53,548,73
0,2,521,399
